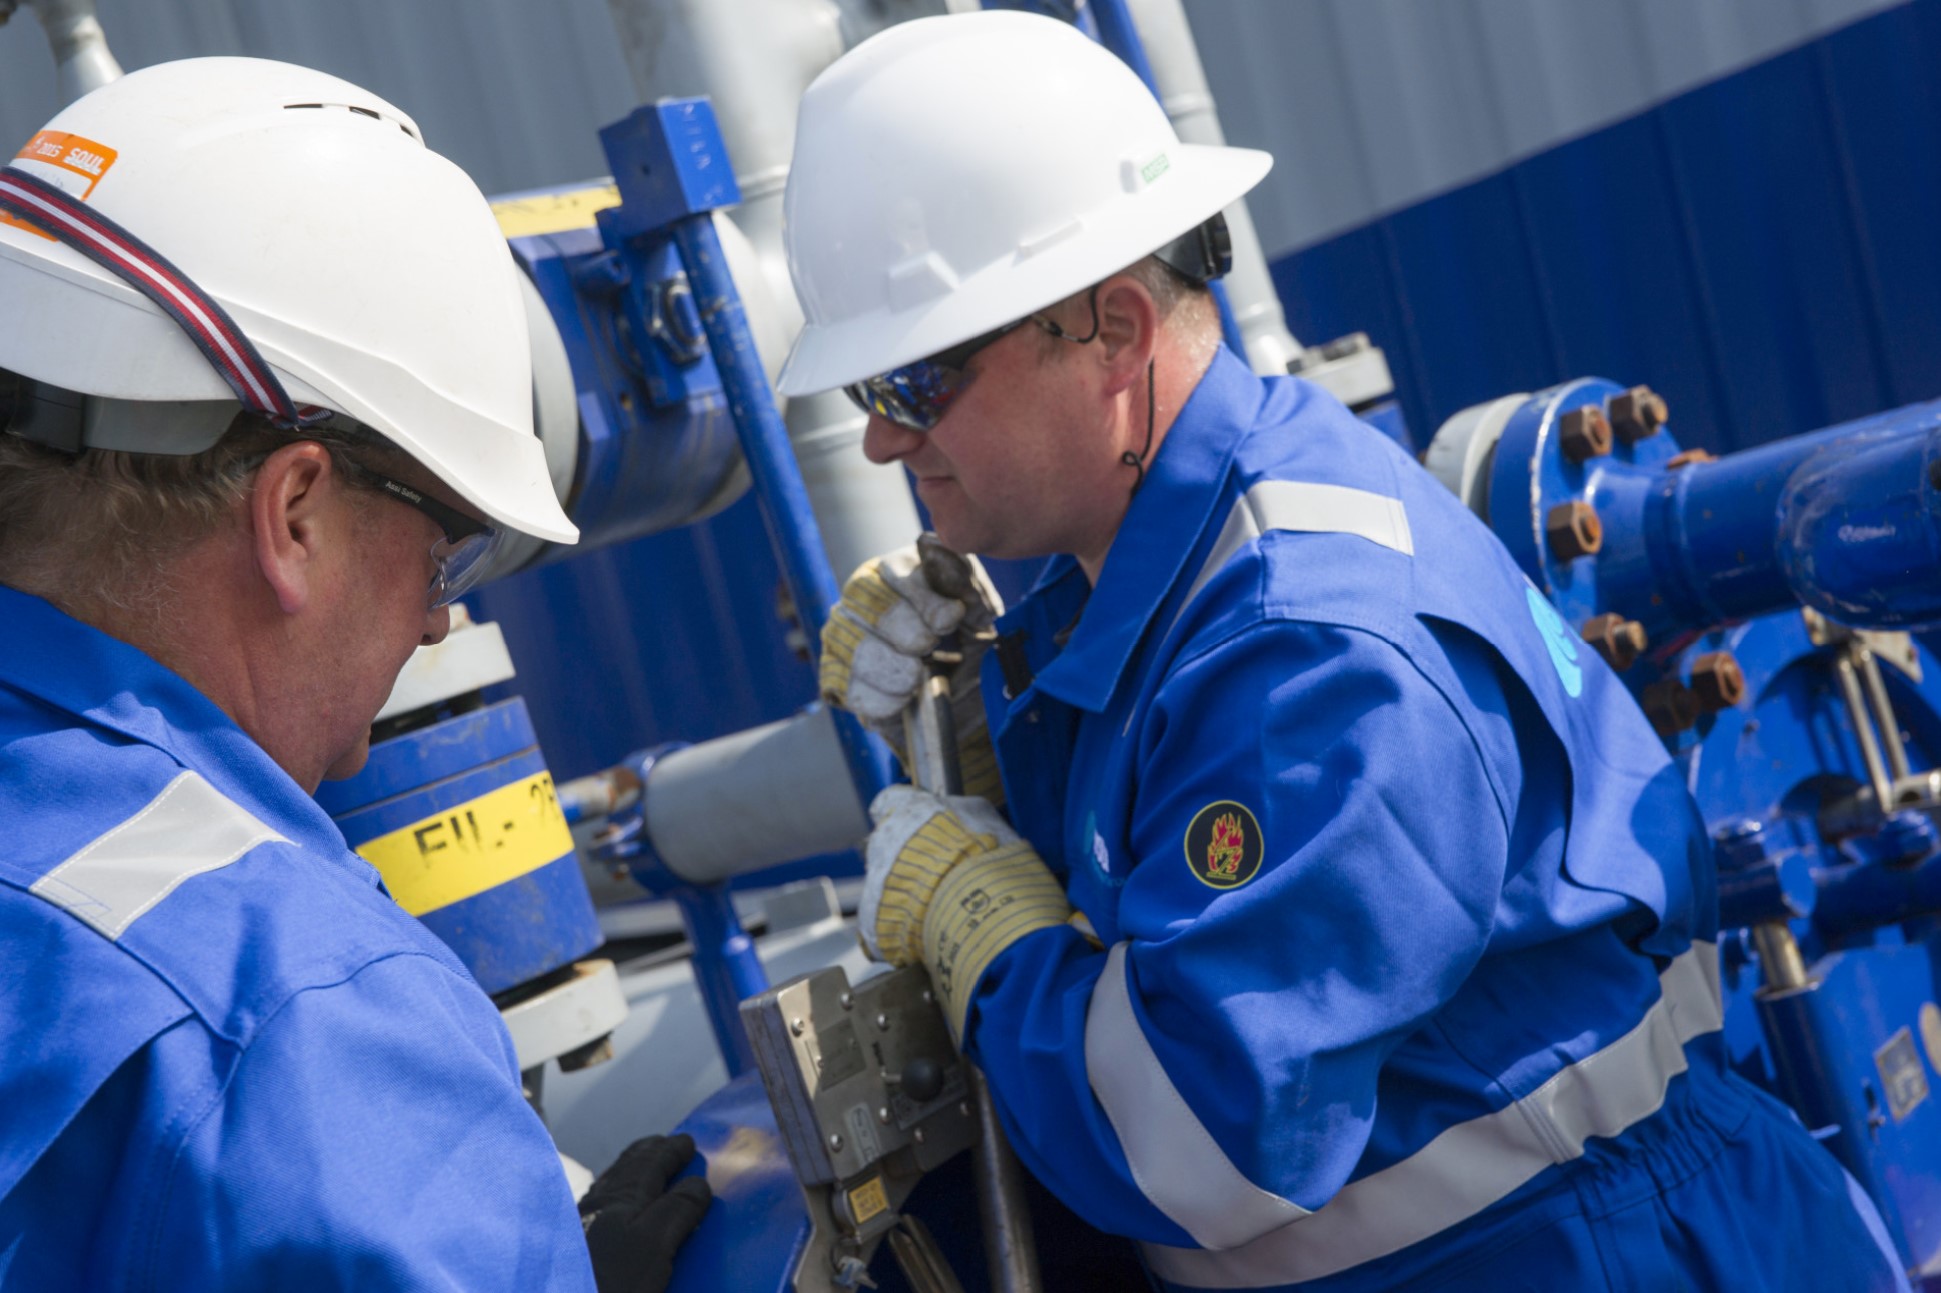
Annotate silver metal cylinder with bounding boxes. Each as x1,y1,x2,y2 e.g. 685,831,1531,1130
642,706,870,885
1752,922,1811,993
1126,0,1303,375
24,0,123,104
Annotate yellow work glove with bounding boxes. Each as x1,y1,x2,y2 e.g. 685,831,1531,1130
819,542,1005,803
862,786,1071,1039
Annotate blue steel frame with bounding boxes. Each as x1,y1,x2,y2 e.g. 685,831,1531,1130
581,98,896,1074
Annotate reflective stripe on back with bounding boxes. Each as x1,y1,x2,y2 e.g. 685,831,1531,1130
1102,942,1720,1284
30,770,285,940
1086,942,1312,1248
1176,481,1414,630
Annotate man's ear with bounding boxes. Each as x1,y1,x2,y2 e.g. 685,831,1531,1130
1093,275,1160,398
248,442,336,615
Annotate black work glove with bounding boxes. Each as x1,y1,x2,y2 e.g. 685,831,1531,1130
579,1133,713,1293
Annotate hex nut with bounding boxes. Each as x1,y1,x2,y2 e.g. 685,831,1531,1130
1581,613,1648,671
1665,448,1717,471
1610,386,1668,443
1642,678,1701,736
1689,652,1746,713
1545,501,1604,561
1559,406,1613,463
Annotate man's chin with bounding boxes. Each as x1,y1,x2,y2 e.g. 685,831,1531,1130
321,732,374,783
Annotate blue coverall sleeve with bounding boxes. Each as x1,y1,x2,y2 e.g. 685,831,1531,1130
968,621,1511,1249
147,953,597,1292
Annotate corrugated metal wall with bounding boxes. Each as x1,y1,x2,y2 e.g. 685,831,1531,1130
1269,0,1941,460
1184,0,1904,259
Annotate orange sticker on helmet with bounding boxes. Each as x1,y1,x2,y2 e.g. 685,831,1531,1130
1184,800,1263,889
3,130,120,241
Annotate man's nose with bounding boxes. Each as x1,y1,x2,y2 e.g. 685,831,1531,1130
422,603,451,647
862,413,924,465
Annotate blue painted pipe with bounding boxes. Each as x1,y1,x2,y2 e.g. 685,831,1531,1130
1717,853,1820,929
1813,853,1941,940
1635,408,1941,634
672,884,765,1077
667,212,895,808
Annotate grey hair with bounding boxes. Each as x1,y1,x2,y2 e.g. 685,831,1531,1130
0,410,404,619
1035,254,1220,363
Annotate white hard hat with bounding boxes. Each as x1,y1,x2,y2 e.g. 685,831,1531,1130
0,57,577,544
776,10,1271,397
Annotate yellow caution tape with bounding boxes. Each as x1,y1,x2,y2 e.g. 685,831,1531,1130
490,183,622,238
355,771,574,916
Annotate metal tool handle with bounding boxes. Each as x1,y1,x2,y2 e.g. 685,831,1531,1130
901,533,1043,1293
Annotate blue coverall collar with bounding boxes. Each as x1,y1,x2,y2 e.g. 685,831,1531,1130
0,583,357,859
1027,347,1264,713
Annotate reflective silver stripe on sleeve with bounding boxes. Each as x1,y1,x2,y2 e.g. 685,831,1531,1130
1178,481,1413,623
1086,941,1312,1248
30,770,286,940
1141,941,1725,1288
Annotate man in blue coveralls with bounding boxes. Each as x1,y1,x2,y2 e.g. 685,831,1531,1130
788,12,1909,1291
0,61,703,1290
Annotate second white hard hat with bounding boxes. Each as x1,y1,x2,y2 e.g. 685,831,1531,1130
0,57,577,543
776,10,1271,397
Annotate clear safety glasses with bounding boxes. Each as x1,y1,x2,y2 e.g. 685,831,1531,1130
345,461,503,610
843,288,1103,433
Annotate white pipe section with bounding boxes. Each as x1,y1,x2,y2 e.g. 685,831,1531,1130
603,0,922,582
643,706,870,885
1126,0,1303,376
21,0,123,104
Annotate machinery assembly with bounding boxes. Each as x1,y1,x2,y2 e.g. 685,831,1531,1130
4,0,1941,1289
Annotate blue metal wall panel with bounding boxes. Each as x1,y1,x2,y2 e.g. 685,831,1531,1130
1271,0,1941,458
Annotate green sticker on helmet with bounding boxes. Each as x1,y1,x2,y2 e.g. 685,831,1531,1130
1140,153,1171,184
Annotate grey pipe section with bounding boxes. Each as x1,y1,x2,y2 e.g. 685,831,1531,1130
642,706,869,885
16,0,123,103
1126,0,1302,376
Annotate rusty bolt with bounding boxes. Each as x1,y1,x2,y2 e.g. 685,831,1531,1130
1609,386,1668,443
1558,406,1613,463
1642,678,1701,737
1545,501,1604,561
1581,613,1649,672
1665,448,1717,471
1688,651,1746,713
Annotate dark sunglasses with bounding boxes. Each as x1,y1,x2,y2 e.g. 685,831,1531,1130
843,288,1102,433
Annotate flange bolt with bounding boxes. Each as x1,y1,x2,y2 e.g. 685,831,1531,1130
1581,614,1648,671
1689,652,1746,713
1610,386,1668,443
1642,678,1701,737
1546,501,1604,561
1559,406,1613,463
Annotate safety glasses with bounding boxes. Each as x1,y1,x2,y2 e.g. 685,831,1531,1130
843,288,1103,433
347,462,503,610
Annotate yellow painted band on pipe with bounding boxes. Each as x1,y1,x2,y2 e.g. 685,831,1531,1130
354,772,574,916
490,184,622,238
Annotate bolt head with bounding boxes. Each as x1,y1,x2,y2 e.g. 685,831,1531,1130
1689,651,1746,712
878,1106,892,1124
1545,501,1604,561
1558,406,1614,463
828,1132,844,1151
1580,613,1648,671
789,1016,805,1037
1642,678,1701,736
1610,386,1668,443
839,991,853,1010
913,1127,926,1144
875,1013,890,1031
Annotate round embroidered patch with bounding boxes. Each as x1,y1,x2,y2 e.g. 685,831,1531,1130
1184,800,1263,889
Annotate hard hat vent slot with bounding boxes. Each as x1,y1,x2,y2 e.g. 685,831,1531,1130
282,102,420,140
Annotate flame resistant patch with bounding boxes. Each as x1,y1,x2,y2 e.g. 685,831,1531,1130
1184,801,1263,890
